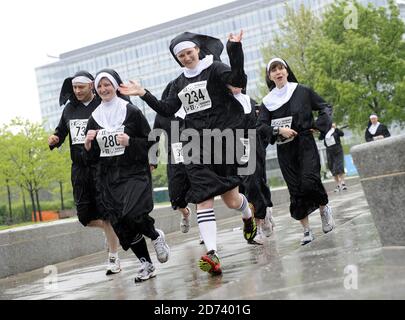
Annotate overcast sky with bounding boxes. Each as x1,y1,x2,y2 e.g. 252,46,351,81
0,0,235,126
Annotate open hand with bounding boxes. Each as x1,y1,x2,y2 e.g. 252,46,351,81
228,29,243,42
119,80,146,97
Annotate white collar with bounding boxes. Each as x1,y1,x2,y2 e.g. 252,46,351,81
368,122,380,135
233,92,252,114
262,82,298,112
325,127,335,139
182,55,213,78
92,96,128,131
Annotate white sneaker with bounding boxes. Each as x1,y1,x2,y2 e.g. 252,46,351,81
320,205,335,234
301,229,314,245
134,258,156,283
152,229,170,263
180,207,191,233
106,256,121,275
263,208,275,237
334,185,341,192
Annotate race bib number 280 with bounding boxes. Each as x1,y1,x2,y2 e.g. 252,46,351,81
96,126,125,157
178,81,212,115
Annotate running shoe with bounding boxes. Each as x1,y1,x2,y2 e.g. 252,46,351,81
198,250,222,275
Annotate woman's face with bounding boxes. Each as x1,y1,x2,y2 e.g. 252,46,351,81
269,64,288,89
97,77,116,102
176,47,200,69
370,116,378,125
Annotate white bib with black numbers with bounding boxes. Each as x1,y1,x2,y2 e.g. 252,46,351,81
239,138,250,163
69,119,88,145
96,126,125,157
178,81,212,115
325,135,336,147
271,116,294,145
171,142,184,164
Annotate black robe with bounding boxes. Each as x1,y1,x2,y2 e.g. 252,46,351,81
51,96,101,226
84,104,155,250
365,123,391,142
141,41,247,204
238,99,273,219
257,84,332,220
321,128,345,176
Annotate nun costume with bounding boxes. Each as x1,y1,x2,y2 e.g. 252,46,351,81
151,81,191,212
84,69,170,282
257,58,334,244
120,31,257,275
50,70,102,226
365,114,391,142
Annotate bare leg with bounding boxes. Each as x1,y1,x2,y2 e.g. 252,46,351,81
87,219,104,228
103,220,119,253
299,216,310,230
221,187,242,209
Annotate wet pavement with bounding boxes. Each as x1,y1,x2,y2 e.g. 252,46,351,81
1,182,405,300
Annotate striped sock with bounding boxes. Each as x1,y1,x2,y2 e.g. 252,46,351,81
197,209,217,252
237,194,252,220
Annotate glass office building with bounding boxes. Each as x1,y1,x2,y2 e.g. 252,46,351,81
36,0,392,131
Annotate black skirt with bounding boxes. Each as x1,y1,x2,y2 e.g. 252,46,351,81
71,164,102,226
277,132,328,220
167,163,190,209
326,145,345,176
96,166,155,250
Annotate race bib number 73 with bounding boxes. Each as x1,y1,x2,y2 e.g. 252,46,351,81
69,119,88,145
96,126,125,157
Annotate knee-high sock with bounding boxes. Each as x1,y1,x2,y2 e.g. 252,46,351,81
197,209,217,252
237,194,252,219
130,234,152,263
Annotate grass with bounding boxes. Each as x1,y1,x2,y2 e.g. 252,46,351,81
0,216,78,231
0,221,39,231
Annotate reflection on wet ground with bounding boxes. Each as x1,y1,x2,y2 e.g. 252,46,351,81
1,183,405,300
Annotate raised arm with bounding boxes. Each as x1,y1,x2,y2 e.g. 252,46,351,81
225,30,247,88
119,80,181,117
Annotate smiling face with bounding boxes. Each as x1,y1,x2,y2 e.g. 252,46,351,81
73,82,94,102
370,116,378,125
268,62,289,89
96,77,116,102
176,46,200,69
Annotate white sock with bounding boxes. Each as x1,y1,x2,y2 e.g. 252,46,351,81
109,251,118,259
197,209,217,252
237,194,252,220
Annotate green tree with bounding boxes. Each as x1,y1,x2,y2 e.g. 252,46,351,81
151,164,168,188
259,3,322,98
307,0,405,129
2,118,70,222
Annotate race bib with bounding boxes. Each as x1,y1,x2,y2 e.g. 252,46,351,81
240,138,250,163
171,142,184,164
69,119,88,145
325,135,336,147
178,81,212,115
271,116,294,145
96,126,125,157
